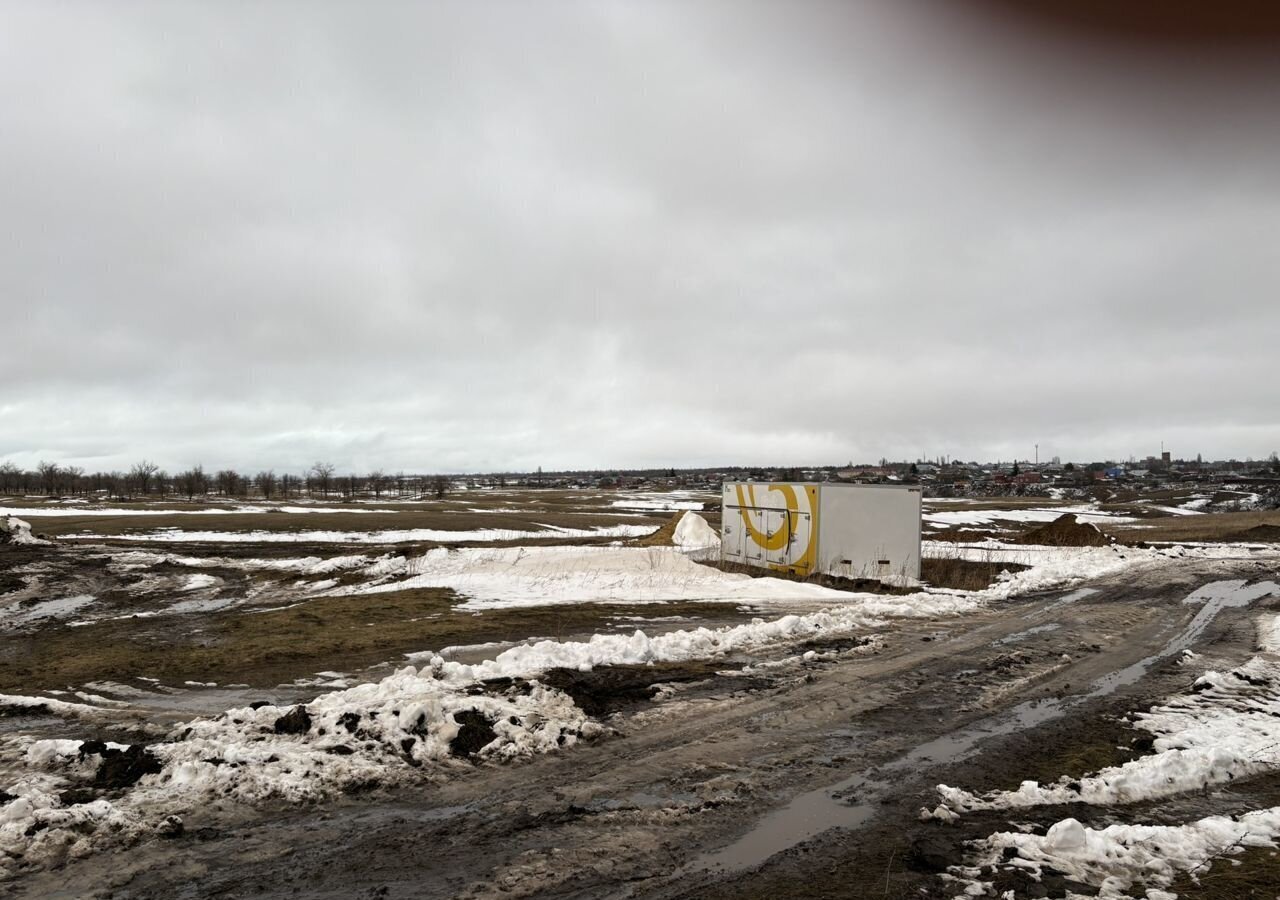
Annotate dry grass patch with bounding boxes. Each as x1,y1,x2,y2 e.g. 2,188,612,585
0,591,747,694
920,554,1030,591
1114,510,1280,544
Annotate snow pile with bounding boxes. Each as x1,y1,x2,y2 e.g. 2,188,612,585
64,523,657,544
951,811,1280,899
672,512,719,551
425,595,978,683
0,672,596,877
0,516,46,546
345,544,850,609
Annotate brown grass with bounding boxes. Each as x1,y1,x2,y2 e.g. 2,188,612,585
1113,509,1280,544
0,591,746,694
920,554,1030,591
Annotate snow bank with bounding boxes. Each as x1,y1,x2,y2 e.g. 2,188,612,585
62,523,657,544
0,516,46,546
672,512,719,550
344,544,854,609
0,672,597,877
424,593,979,683
954,810,1280,899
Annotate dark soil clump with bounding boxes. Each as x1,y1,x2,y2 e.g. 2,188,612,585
1017,514,1110,547
449,710,498,758
81,743,164,789
273,706,312,735
540,660,743,717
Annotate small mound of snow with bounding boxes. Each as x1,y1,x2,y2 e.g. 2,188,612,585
672,512,719,550
1,516,47,546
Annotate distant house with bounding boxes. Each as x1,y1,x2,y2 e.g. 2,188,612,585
1013,472,1043,486
1104,466,1126,479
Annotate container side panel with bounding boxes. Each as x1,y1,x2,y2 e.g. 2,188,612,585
816,485,922,580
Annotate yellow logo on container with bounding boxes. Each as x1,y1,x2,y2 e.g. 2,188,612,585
733,483,819,574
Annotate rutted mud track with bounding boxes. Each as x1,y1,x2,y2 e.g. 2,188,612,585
10,557,1280,900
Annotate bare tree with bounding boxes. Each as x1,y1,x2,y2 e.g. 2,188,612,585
256,470,277,500
280,473,298,498
176,465,208,501
432,475,448,500
0,462,18,494
368,470,387,498
309,462,335,497
127,460,160,497
37,460,60,495
340,474,356,500
215,469,241,497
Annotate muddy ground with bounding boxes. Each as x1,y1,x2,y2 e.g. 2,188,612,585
6,554,1278,899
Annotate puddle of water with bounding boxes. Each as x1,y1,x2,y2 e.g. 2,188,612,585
687,579,1279,876
1023,587,1098,620
996,623,1061,645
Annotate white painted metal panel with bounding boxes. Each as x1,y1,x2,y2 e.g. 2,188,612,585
816,484,921,580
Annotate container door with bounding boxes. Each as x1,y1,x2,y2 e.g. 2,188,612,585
721,505,746,563
765,510,812,572
742,507,767,564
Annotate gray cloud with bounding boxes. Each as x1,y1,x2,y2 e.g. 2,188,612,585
3,1,1277,473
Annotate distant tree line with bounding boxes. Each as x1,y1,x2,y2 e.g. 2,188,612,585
0,460,456,501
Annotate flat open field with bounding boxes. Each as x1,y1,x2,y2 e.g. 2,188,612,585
2,488,1280,899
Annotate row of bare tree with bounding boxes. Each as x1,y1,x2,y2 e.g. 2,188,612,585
0,460,454,501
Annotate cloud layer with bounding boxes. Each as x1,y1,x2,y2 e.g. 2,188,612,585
3,1,1277,472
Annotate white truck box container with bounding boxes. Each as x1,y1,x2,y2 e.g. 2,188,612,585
720,482,921,580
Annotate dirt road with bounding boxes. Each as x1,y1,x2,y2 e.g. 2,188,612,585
12,555,1279,899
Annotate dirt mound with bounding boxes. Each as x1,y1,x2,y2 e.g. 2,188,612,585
630,514,680,547
1232,524,1280,543
1016,514,1110,547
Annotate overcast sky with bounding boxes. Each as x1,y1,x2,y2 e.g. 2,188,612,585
3,1,1278,474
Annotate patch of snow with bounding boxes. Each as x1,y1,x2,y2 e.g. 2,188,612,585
954,810,1280,899
611,499,704,511
180,573,219,591
62,524,658,544
342,545,859,609
0,505,399,517
0,594,95,629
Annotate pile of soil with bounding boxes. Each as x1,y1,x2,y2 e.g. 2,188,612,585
630,514,680,547
540,660,747,717
1016,514,1110,547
